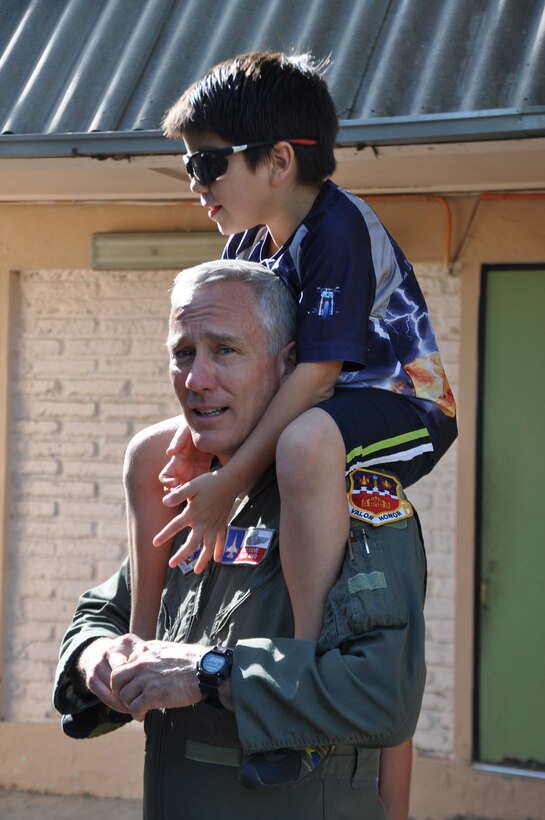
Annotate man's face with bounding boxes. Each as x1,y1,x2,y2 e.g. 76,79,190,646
168,280,291,463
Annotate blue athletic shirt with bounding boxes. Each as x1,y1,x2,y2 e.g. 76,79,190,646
223,180,455,419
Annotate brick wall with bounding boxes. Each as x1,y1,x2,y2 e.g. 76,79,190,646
6,270,179,721
6,264,460,756
409,264,460,756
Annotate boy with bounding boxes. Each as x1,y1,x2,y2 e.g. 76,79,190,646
129,52,456,810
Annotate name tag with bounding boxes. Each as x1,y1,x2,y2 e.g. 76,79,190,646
178,526,275,575
220,526,274,565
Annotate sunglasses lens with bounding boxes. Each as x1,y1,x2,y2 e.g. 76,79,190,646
188,152,229,184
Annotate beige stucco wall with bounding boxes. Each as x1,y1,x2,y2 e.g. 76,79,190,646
0,197,544,817
6,268,183,723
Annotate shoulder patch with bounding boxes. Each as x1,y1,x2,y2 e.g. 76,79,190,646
347,468,413,526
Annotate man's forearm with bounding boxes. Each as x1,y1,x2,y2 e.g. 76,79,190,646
230,517,427,753
231,632,424,753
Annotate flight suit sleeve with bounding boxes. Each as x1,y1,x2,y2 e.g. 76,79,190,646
53,558,131,715
231,516,427,753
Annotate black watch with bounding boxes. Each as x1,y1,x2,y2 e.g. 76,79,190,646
196,645,233,708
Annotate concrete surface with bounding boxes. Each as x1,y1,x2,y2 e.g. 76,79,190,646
0,790,141,819
0,790,528,819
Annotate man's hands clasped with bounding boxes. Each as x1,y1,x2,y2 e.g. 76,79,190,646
78,635,209,722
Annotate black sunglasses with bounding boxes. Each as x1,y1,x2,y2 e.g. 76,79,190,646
182,139,318,185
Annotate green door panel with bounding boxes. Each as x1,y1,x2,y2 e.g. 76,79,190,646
478,267,545,769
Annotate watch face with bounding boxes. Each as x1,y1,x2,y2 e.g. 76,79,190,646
202,653,226,674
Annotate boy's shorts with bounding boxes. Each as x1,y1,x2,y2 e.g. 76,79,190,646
317,387,457,489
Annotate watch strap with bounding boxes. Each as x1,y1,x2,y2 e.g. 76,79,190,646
196,646,233,709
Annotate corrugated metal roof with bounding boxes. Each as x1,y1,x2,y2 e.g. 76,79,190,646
0,0,544,155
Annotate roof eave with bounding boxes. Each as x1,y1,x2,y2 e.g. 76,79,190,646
0,107,544,158
338,107,545,146
0,130,177,158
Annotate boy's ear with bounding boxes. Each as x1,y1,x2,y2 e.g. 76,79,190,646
269,142,296,186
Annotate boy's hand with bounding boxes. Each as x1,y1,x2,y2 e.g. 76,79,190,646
159,422,212,489
153,470,239,573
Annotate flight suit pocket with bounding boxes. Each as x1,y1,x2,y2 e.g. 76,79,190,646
318,524,409,653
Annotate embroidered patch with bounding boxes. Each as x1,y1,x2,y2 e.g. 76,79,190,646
347,468,413,526
219,526,274,566
177,527,274,574
178,546,202,575
308,286,341,318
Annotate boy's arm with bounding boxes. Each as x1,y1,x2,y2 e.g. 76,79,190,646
124,417,184,639
126,416,214,638
155,360,342,571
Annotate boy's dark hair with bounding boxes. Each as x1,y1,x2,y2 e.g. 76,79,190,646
163,51,338,185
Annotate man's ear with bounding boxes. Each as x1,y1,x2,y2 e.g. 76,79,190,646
269,142,296,186
279,341,296,381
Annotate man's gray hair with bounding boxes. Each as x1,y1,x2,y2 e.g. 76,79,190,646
171,259,296,354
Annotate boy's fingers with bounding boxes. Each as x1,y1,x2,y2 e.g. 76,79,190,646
213,530,227,563
158,455,178,483
162,483,191,506
194,542,214,574
161,477,178,489
168,543,191,568
167,527,203,568
166,421,188,455
153,509,189,546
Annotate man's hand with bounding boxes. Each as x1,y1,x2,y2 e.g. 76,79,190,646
77,634,146,713
109,641,207,722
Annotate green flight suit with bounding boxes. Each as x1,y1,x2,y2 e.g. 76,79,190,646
54,466,427,819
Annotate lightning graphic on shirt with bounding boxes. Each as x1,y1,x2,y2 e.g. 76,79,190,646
384,286,432,351
370,316,390,340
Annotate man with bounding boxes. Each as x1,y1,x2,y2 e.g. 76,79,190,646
54,260,427,819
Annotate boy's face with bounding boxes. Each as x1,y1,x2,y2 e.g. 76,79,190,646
183,131,274,236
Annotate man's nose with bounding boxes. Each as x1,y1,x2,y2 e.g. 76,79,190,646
185,354,215,391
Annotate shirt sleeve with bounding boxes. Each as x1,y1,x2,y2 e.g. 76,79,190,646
52,559,131,715
293,197,376,367
230,515,427,752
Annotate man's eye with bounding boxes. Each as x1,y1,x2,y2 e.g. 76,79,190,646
218,346,235,355
174,348,192,359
